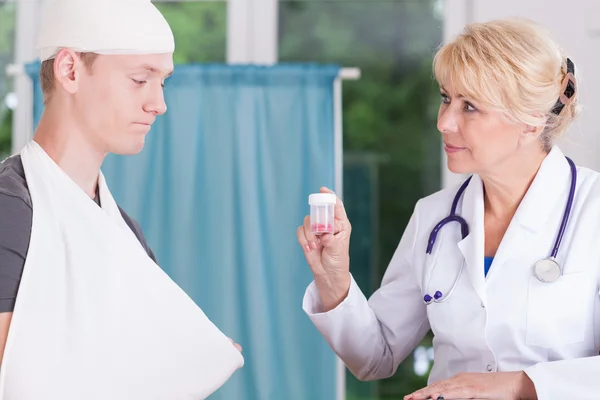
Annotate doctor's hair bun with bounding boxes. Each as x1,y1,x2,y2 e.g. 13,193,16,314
433,18,580,152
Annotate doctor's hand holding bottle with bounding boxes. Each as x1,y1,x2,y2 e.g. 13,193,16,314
296,187,352,312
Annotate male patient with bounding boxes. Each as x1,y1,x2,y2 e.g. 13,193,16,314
0,0,242,398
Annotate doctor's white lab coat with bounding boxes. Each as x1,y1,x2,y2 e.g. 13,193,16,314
303,146,600,400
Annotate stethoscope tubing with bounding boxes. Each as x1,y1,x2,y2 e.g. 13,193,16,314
423,157,576,305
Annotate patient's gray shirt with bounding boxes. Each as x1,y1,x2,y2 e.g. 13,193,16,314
0,155,156,312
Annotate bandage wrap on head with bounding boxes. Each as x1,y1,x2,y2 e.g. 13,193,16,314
551,58,577,115
37,0,175,62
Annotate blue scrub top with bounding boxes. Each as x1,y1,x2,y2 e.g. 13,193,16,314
484,257,494,277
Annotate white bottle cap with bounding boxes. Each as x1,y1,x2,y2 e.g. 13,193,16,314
309,193,337,205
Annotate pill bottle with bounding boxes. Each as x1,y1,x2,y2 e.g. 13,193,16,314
308,193,336,235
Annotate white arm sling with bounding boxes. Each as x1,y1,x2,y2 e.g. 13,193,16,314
0,141,243,399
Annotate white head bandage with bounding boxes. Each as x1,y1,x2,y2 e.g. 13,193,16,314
37,0,175,62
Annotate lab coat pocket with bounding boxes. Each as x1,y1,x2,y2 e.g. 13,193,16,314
525,272,588,347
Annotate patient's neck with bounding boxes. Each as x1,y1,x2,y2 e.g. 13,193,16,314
32,106,105,199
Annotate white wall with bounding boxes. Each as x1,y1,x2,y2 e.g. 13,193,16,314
443,0,600,188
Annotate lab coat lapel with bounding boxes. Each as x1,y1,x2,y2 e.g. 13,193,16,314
456,174,486,304
512,146,571,233
456,147,571,303
492,146,571,267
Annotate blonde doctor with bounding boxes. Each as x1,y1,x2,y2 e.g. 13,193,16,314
297,18,599,400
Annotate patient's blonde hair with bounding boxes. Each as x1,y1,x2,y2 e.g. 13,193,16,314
433,18,579,151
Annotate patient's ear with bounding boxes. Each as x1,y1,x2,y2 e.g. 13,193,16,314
52,49,85,95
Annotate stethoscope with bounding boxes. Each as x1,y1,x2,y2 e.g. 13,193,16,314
423,156,577,305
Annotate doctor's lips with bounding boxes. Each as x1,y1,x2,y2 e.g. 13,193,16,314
444,142,466,153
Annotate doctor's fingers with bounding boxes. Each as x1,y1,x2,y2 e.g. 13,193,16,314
296,224,320,256
406,386,475,400
296,225,327,274
297,219,323,253
406,374,484,400
300,215,323,250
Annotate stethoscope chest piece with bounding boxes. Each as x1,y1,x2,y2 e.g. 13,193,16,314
533,258,562,283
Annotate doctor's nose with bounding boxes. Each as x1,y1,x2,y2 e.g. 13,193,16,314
437,107,459,135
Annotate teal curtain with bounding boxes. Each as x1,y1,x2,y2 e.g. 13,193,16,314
26,62,340,400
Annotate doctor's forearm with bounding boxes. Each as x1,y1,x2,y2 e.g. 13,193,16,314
517,371,538,399
314,272,351,312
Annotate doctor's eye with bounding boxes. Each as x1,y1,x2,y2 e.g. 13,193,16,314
132,79,147,86
463,102,477,112
440,93,450,104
